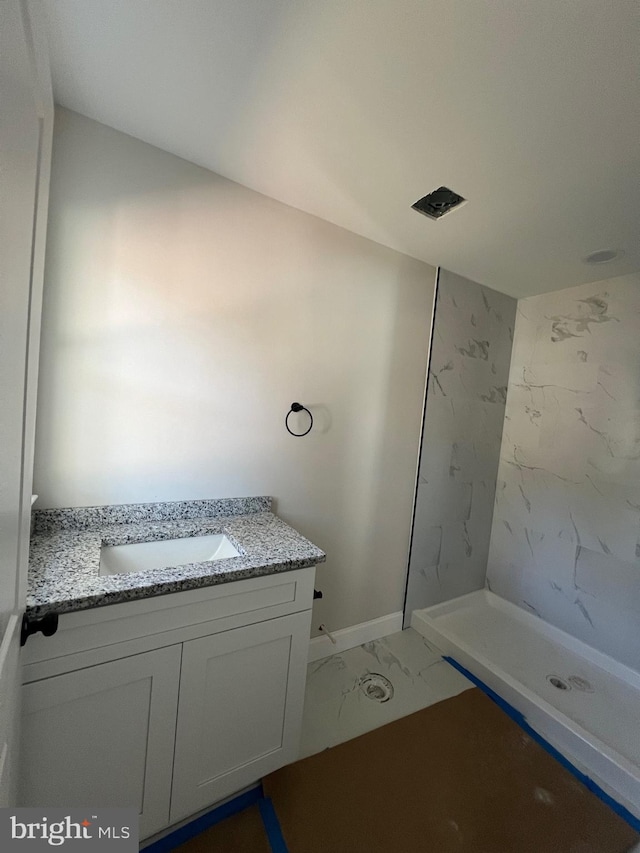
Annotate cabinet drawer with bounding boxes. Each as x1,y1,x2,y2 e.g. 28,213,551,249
23,567,315,670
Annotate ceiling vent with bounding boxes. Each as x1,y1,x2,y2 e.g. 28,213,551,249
412,186,466,220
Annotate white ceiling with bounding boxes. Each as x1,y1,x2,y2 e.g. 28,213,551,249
42,0,640,298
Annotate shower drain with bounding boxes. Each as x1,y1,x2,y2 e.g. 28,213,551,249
547,675,570,691
359,673,394,703
547,674,595,692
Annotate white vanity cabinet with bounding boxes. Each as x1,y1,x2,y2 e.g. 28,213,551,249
19,567,315,840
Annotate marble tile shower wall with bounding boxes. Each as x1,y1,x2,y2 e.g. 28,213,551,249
487,273,640,671
404,270,516,622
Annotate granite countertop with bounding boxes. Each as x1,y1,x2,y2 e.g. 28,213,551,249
27,497,326,617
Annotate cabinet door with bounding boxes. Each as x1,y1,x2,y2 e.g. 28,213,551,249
170,610,311,823
20,645,181,840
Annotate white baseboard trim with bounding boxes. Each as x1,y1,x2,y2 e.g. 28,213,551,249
308,612,403,663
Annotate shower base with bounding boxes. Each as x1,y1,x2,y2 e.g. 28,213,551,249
411,589,640,821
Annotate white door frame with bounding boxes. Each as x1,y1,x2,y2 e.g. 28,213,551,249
0,0,53,805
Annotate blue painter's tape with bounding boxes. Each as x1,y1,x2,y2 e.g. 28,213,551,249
259,796,290,853
142,785,263,853
443,655,640,834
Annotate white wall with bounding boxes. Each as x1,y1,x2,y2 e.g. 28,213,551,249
34,108,436,635
488,273,640,670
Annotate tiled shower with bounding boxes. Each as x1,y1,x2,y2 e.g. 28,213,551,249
405,267,640,820
404,268,516,619
488,273,640,670
406,268,640,668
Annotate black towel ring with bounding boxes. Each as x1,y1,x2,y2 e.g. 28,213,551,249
286,402,313,437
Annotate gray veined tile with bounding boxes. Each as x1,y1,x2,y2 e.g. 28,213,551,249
478,385,508,405
548,294,619,343
568,488,639,563
404,562,443,618
428,359,456,397
488,274,640,666
418,659,472,696
419,441,456,489
469,479,500,529
425,397,508,446
450,441,503,483
596,363,640,409
305,654,357,706
454,338,490,360
416,479,473,525
408,269,515,614
515,362,599,394
409,522,443,572
438,518,489,564
299,628,472,758
374,629,443,674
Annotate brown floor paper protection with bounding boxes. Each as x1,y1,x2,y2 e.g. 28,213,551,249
175,803,271,853
264,687,638,853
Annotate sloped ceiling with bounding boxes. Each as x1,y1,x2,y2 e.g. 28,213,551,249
42,0,640,297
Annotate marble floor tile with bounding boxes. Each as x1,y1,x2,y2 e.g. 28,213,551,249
299,627,472,758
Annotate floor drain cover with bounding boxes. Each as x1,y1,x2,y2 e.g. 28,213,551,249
547,675,570,691
359,673,394,703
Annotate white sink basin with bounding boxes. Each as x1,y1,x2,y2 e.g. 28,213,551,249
99,534,240,576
